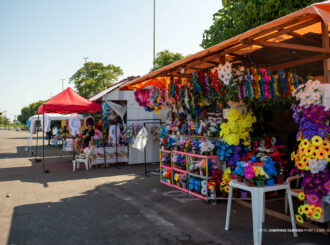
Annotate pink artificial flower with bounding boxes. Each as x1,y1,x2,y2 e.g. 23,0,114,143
244,165,255,179
324,180,330,192
306,194,320,205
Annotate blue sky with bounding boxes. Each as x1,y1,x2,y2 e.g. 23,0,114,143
0,0,221,120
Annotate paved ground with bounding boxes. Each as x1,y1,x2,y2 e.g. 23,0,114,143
0,131,328,245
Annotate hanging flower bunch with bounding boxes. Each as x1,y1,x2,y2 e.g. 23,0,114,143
134,87,164,113
291,80,330,223
220,109,256,146
217,62,232,86
292,104,330,140
292,79,324,107
220,168,231,193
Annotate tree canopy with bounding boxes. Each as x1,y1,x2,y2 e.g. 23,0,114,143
151,50,184,71
70,62,123,98
201,0,320,49
17,100,46,124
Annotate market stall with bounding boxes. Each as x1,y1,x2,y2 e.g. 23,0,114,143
90,77,168,166
27,113,84,150
119,1,330,229
36,87,101,172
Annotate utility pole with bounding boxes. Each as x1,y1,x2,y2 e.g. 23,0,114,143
61,79,65,91
83,57,89,64
153,0,156,66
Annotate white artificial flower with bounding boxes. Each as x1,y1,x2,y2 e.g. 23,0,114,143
308,159,318,167
310,166,319,174
312,92,320,101
313,80,321,87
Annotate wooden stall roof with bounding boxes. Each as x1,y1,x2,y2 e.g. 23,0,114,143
120,1,330,90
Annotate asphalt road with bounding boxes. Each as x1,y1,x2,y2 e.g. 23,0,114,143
0,131,328,245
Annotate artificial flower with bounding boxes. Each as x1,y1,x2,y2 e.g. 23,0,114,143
295,214,304,224
298,192,305,201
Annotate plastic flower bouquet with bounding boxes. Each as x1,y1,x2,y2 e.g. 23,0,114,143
200,141,215,155
220,168,231,195
252,166,269,187
220,108,256,146
292,79,324,107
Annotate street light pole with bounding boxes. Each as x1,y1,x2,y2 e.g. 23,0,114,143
61,79,65,91
153,0,156,66
83,57,89,64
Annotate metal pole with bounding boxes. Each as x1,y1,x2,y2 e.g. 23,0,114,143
144,123,147,175
116,123,118,165
153,0,156,65
42,109,45,172
103,111,106,167
35,114,39,161
83,57,89,64
61,79,65,91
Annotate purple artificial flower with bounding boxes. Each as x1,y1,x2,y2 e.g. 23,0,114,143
314,178,322,185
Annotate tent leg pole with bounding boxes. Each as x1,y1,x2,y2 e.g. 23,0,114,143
116,123,118,167
43,110,45,173
103,112,106,167
35,114,39,161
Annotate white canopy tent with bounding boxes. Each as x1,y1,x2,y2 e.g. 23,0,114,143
28,113,84,149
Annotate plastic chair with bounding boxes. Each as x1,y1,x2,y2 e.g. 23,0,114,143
284,173,304,214
72,146,95,171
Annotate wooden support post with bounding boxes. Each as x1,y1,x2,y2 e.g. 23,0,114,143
322,21,330,83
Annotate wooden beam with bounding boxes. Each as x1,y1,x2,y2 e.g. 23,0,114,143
205,60,219,65
267,54,330,71
288,31,320,46
243,40,330,53
322,21,330,83
250,18,320,43
245,15,320,42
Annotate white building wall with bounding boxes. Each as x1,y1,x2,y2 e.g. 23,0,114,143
102,89,168,164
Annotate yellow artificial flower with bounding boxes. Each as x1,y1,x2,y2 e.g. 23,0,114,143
252,166,269,179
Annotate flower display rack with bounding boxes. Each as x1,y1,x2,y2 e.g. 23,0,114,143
160,149,226,202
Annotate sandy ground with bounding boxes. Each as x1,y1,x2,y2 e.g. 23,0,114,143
0,130,328,245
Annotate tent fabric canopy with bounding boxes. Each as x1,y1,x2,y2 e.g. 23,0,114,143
38,87,101,114
120,1,330,90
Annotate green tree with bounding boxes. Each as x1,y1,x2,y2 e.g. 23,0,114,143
201,0,320,49
0,115,10,126
151,50,184,71
17,100,46,124
70,62,123,98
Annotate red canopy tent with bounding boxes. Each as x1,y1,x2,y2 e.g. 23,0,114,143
36,88,101,173
38,87,101,114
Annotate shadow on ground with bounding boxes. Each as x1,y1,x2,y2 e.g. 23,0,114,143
6,169,330,245
0,145,73,159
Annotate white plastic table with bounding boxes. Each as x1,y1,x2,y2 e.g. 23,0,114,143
225,180,297,245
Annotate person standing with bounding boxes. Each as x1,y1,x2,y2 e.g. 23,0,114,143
82,123,95,147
